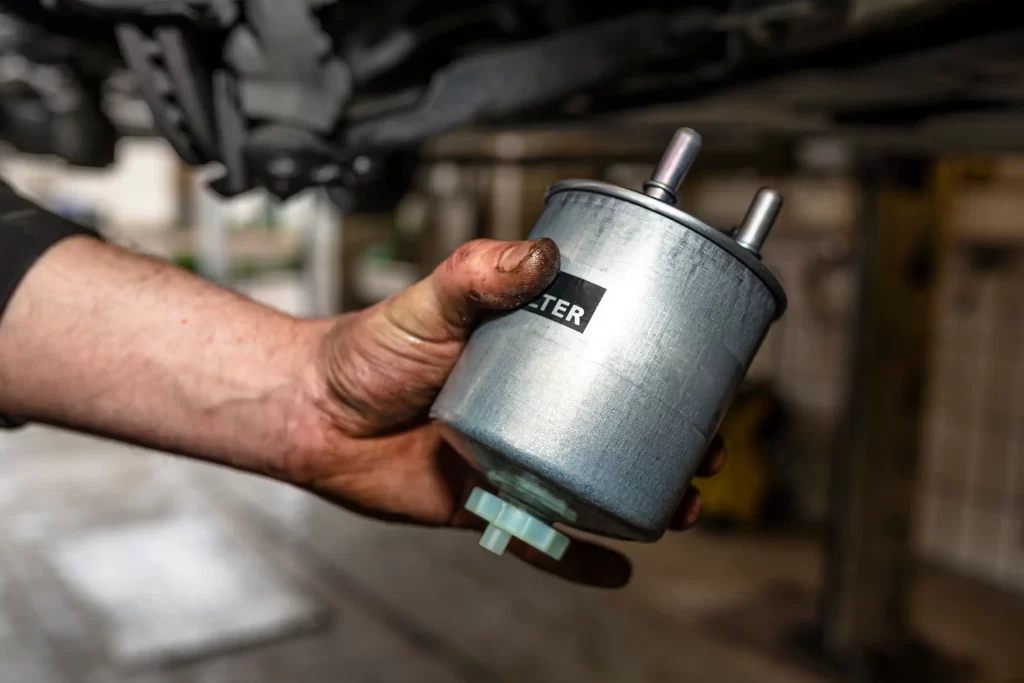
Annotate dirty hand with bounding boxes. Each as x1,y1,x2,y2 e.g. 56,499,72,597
291,238,727,588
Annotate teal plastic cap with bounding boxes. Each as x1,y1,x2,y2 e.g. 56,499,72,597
464,487,570,560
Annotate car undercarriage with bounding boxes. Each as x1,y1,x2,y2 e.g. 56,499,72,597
1,0,1022,209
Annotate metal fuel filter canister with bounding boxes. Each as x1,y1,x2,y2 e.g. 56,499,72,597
429,127,788,560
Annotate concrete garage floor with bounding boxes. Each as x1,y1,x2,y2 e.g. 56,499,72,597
2,427,1023,683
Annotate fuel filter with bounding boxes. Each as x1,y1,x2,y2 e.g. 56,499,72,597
430,127,787,560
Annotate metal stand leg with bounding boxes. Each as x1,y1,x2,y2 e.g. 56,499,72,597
809,156,968,682
306,189,344,317
194,171,231,285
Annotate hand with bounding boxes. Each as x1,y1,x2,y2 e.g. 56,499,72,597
289,238,727,588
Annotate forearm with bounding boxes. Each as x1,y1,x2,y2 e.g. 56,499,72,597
0,236,329,477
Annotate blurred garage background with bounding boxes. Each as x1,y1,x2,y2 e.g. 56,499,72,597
1,1,1023,682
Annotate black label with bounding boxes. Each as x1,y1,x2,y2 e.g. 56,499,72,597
524,271,606,333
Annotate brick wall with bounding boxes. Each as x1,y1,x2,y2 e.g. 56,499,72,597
918,249,1024,591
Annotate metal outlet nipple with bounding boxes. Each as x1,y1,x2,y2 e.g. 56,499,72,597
735,187,784,256
643,127,703,206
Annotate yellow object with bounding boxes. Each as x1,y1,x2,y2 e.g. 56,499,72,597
694,389,775,527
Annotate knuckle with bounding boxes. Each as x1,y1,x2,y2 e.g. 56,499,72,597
440,239,490,278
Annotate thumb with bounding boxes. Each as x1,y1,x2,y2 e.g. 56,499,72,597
383,238,560,342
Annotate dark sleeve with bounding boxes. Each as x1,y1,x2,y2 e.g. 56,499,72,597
0,178,102,429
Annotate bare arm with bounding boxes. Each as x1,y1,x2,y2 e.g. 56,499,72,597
0,236,325,478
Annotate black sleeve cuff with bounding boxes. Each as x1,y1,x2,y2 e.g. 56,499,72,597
0,180,102,430
0,180,102,324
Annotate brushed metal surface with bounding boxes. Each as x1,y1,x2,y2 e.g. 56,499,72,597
431,185,783,541
546,180,787,311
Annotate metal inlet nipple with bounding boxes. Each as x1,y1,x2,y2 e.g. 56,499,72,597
643,127,703,206
735,187,784,256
